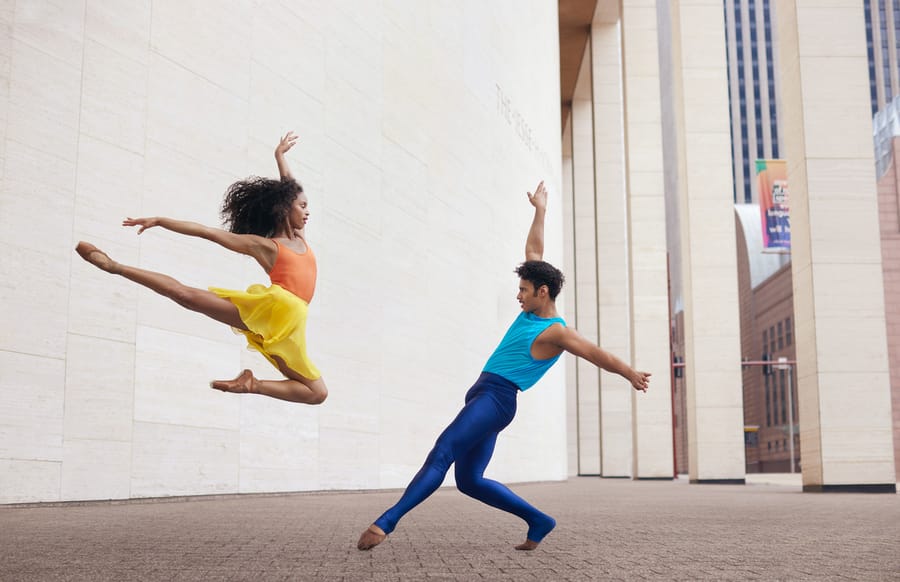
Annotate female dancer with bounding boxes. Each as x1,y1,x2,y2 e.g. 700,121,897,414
75,132,327,405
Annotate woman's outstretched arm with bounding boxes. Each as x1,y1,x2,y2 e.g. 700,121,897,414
123,217,277,270
275,131,298,182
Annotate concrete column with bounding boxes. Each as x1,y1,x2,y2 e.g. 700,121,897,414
621,0,675,479
572,43,602,475
776,0,896,492
591,1,633,477
669,0,746,483
562,116,579,477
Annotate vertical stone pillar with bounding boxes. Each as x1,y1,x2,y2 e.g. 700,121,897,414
592,2,633,477
571,44,602,475
621,0,675,478
669,0,746,483
562,117,579,477
776,0,896,492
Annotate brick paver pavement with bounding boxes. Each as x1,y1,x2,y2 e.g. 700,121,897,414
1,477,898,581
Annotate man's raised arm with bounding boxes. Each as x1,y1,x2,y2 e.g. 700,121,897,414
525,181,547,261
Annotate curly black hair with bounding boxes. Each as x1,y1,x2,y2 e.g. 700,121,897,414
220,176,303,237
515,260,566,300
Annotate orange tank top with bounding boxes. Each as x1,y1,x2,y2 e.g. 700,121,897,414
268,240,317,303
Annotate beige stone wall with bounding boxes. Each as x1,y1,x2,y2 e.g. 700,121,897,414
879,136,900,482
0,1,566,503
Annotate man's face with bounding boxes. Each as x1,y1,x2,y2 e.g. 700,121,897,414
517,279,542,312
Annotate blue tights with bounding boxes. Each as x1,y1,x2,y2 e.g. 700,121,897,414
373,372,556,542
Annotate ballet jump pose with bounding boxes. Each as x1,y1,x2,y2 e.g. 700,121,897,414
75,132,328,405
357,181,650,551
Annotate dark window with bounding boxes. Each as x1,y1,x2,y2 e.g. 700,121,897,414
770,326,776,352
725,0,738,203
777,321,784,350
786,317,792,346
864,0,878,115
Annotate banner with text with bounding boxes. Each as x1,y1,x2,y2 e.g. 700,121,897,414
755,159,790,251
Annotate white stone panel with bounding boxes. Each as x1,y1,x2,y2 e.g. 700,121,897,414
131,421,239,497
150,0,251,99
63,334,135,442
6,38,80,163
133,326,241,431
239,397,320,493
0,460,60,503
61,439,132,501
79,39,148,154
145,53,248,177
0,351,65,461
13,0,85,69
84,0,151,64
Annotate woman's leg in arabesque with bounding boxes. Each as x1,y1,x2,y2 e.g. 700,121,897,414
211,356,328,405
77,242,327,405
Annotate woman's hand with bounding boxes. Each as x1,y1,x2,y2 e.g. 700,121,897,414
275,131,298,157
123,217,161,235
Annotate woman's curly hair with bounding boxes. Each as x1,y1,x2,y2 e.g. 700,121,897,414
220,176,303,237
515,260,566,300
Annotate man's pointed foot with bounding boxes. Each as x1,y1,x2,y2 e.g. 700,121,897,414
75,241,121,274
515,539,540,551
357,525,387,550
210,369,257,394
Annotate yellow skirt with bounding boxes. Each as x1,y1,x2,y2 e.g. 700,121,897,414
209,283,321,381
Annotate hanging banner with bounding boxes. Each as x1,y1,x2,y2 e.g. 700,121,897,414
755,159,790,251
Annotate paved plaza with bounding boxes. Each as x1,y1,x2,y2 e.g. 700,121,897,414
1,477,898,581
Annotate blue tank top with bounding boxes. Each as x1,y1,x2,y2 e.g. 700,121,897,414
482,311,567,391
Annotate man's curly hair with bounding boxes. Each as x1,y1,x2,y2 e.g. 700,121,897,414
220,176,303,237
515,260,565,300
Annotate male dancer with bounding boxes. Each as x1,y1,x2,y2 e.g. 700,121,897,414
357,181,650,551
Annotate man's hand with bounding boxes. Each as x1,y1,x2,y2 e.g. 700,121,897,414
275,131,298,157
527,181,547,211
123,216,160,235
629,370,651,393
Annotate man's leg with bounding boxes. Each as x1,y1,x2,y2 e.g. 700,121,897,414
358,392,513,550
454,434,556,550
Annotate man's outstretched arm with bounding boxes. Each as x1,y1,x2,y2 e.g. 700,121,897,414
546,325,651,392
525,181,547,261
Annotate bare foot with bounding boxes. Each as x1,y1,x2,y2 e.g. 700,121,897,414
357,525,387,550
75,241,121,274
515,539,540,551
210,369,258,394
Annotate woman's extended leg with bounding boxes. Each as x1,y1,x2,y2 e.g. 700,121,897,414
454,435,556,550
76,242,245,329
211,356,328,405
78,242,328,405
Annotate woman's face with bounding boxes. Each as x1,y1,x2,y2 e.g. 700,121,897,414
289,191,310,229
